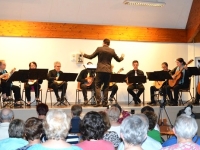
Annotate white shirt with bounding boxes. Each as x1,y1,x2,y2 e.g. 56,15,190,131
117,136,162,150
108,125,121,138
0,122,10,140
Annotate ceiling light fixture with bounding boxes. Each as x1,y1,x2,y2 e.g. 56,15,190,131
123,0,166,7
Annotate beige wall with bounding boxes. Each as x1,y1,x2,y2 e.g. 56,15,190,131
0,37,189,103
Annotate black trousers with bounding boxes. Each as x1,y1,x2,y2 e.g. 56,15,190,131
80,82,95,101
49,82,67,98
195,92,200,103
95,72,111,103
109,84,118,98
127,83,144,98
25,82,41,102
150,86,158,102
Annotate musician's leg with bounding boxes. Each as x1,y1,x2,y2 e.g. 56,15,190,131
102,73,111,106
49,83,59,99
173,84,180,106
60,82,67,98
94,73,103,106
80,84,88,101
149,86,157,104
33,83,41,99
127,84,136,98
109,84,118,99
136,84,144,102
25,84,31,102
11,85,22,102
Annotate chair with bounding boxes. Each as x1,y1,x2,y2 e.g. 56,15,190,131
178,78,193,105
128,89,145,105
22,85,42,106
45,88,68,107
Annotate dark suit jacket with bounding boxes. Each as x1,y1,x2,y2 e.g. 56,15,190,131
47,69,63,87
126,69,145,85
83,45,124,73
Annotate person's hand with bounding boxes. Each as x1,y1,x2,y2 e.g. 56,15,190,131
56,77,59,80
184,65,188,70
121,54,125,58
80,51,84,56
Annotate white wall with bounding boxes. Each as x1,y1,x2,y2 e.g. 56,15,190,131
0,37,189,103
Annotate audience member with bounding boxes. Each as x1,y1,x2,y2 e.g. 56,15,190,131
99,111,121,148
36,103,49,120
0,119,28,150
77,111,114,150
107,106,121,137
162,114,200,150
28,109,81,150
69,104,82,133
0,108,14,140
143,111,162,143
17,117,43,150
118,114,162,150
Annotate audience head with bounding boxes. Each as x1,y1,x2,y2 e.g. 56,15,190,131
141,106,154,113
9,119,25,138
143,111,157,130
54,61,61,72
99,111,111,131
71,104,82,117
43,109,70,140
103,38,110,46
111,103,122,113
36,103,49,119
174,114,198,140
107,106,120,122
24,117,43,141
132,60,139,70
80,111,105,141
120,114,148,146
0,108,14,122
29,61,37,69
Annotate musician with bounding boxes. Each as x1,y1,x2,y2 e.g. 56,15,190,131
148,62,171,105
166,58,191,106
194,92,200,105
24,62,43,106
126,60,144,105
0,60,23,107
108,65,119,101
47,61,67,102
77,62,95,105
81,39,124,107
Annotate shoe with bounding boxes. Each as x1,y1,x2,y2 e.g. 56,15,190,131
57,97,61,102
14,103,23,107
2,98,9,102
193,101,199,105
109,97,114,101
102,101,108,107
84,100,89,105
36,99,41,103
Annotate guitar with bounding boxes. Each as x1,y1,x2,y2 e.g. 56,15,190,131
155,81,165,89
2,68,16,80
109,68,124,86
168,59,194,87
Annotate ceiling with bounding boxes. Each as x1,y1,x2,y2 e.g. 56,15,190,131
0,0,193,29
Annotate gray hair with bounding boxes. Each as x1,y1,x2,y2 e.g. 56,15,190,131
43,109,70,140
107,106,120,121
9,119,25,138
120,114,149,146
54,61,61,66
0,108,14,122
174,114,198,139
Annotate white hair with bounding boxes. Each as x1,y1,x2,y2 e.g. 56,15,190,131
43,109,70,140
120,114,148,145
107,106,120,121
0,108,14,122
54,61,61,66
174,114,198,139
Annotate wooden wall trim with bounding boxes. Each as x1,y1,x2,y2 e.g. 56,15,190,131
186,0,200,42
0,20,186,43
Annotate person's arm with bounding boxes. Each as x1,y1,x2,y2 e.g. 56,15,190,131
169,67,176,75
77,70,87,83
113,52,124,62
83,48,99,59
47,71,56,82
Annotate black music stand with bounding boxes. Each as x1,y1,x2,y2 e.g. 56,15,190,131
83,65,96,105
56,73,78,106
109,74,126,103
127,76,146,105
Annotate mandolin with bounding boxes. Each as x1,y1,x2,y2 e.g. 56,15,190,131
2,68,16,80
109,68,124,86
168,59,193,87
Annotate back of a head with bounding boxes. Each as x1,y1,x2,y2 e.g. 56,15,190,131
108,106,120,122
111,103,122,113
141,106,154,113
120,114,148,146
25,117,43,141
103,38,110,46
9,119,25,138
143,111,157,130
80,111,105,140
36,103,49,116
71,104,82,116
174,114,198,139
99,111,111,131
44,109,70,140
0,108,14,122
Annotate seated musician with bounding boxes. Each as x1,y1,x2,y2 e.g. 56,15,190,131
165,58,191,106
126,60,144,105
47,61,67,102
148,62,171,106
0,60,23,107
24,62,43,106
108,65,120,101
77,62,95,105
